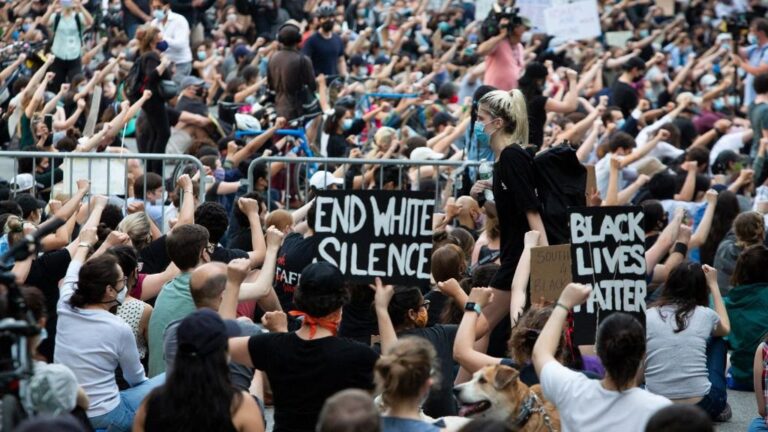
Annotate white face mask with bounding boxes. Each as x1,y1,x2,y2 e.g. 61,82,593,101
116,286,127,305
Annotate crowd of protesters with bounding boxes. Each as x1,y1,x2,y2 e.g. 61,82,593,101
3,0,768,431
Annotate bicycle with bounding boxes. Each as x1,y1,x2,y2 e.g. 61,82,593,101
235,111,323,206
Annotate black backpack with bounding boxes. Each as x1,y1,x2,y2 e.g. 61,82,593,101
124,56,145,104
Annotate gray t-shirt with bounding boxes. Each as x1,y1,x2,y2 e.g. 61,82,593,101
644,305,719,399
163,316,265,391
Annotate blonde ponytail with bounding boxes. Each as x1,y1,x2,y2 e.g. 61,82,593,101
478,89,530,147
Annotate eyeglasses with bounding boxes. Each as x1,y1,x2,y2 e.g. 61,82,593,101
115,277,128,289
420,300,431,310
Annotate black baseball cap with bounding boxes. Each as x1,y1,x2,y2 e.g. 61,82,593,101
300,262,344,293
177,309,241,357
711,150,747,175
14,194,46,219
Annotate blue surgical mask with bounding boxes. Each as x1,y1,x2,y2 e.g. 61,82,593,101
197,51,206,61
713,98,725,111
616,118,626,130
438,22,451,33
156,40,169,52
153,9,166,21
21,23,30,32
639,29,649,38
245,95,256,105
702,16,712,25
468,33,478,44
749,34,758,45
214,167,225,181
342,118,354,131
473,122,490,148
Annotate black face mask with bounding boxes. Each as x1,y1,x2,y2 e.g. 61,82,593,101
195,87,207,99
321,20,334,32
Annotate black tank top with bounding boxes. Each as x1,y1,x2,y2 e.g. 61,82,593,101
144,391,239,432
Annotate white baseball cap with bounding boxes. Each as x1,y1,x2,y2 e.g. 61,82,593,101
10,173,42,192
410,147,445,161
309,171,344,190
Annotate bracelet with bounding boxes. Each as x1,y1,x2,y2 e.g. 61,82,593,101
555,302,570,312
673,242,688,256
78,242,92,250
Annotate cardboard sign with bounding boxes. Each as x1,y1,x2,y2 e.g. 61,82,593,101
544,0,601,43
530,244,573,304
585,165,597,196
605,31,634,48
656,0,675,16
314,190,435,284
61,158,127,196
569,206,646,345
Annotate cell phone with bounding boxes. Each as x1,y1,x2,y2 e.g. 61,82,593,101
44,114,53,131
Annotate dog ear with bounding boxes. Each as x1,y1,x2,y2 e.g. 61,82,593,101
492,365,520,390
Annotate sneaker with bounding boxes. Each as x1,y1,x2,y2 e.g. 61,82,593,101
715,403,732,422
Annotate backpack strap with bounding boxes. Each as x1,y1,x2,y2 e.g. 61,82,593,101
52,12,83,39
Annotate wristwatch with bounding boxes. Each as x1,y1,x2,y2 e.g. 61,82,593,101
464,302,482,315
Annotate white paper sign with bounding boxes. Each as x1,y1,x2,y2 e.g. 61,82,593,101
61,158,127,195
517,0,552,33
544,0,601,42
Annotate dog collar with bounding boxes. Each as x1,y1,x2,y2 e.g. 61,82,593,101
510,392,537,428
511,392,557,432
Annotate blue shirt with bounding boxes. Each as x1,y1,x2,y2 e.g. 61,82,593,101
302,32,345,76
381,417,441,432
744,43,768,107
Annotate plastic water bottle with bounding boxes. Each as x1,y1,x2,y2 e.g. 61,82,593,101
478,161,494,202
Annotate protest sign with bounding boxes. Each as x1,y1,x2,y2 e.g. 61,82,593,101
61,158,126,196
544,0,601,43
516,0,551,33
585,165,597,197
314,190,435,285
530,244,572,304
569,206,646,345
605,31,634,48
657,0,675,16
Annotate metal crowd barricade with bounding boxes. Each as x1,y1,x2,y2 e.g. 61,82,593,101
0,152,207,233
246,156,482,210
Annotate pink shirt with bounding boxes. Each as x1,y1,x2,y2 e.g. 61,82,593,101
484,38,524,91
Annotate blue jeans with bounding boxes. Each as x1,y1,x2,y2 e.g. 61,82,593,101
89,374,165,432
696,337,728,419
749,418,768,432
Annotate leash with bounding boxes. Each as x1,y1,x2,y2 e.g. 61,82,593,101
510,391,557,432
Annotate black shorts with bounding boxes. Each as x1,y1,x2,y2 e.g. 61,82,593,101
489,253,521,291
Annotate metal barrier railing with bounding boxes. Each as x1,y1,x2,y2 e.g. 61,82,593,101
246,156,481,210
0,152,207,232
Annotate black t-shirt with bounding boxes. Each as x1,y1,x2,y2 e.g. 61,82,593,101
490,145,540,290
302,32,345,76
248,333,378,432
527,95,548,148
610,80,639,118
273,233,317,311
228,228,253,252
338,285,378,344
26,248,72,361
175,95,209,116
139,235,170,275
211,245,249,264
399,325,459,417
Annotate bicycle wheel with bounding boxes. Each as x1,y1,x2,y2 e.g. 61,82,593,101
1,394,26,431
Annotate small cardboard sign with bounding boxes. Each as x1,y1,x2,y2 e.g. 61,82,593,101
530,244,573,304
605,31,634,48
656,0,675,16
585,164,597,195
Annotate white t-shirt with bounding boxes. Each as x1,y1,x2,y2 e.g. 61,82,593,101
55,260,147,417
540,361,671,432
